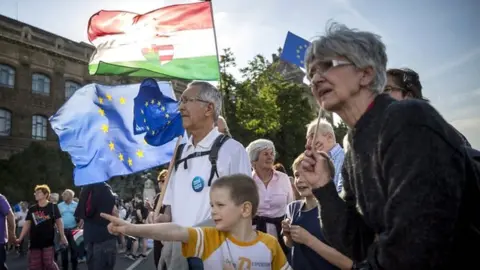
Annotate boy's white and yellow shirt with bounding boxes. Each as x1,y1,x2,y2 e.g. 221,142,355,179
182,227,291,270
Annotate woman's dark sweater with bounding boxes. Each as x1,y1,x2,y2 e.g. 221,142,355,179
313,94,480,269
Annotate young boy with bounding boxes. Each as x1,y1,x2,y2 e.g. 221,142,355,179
282,153,352,270
101,174,290,270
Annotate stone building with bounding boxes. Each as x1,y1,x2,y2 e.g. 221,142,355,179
0,15,187,160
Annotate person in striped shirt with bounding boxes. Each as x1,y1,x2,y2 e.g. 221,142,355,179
305,119,345,193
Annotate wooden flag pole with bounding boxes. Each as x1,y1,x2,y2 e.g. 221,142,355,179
311,108,325,149
154,135,183,217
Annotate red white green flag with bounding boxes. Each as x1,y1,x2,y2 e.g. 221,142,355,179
87,2,219,81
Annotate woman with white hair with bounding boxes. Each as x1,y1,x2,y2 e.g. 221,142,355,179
246,139,293,254
300,22,478,269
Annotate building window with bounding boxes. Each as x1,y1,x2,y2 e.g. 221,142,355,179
32,115,47,140
0,109,11,136
32,73,50,95
0,64,15,88
65,81,80,99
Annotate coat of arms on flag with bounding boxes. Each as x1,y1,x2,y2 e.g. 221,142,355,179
141,41,174,65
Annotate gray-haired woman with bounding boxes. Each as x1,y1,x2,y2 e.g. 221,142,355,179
300,22,478,269
246,139,293,254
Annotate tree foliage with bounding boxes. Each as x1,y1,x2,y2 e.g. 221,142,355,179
0,142,75,203
219,49,317,173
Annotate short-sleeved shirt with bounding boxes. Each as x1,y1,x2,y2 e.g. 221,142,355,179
286,200,338,270
163,127,251,227
0,194,11,244
182,227,291,270
253,170,294,236
26,203,61,249
58,201,78,229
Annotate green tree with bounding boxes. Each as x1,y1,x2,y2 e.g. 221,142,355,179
0,142,75,203
218,49,315,173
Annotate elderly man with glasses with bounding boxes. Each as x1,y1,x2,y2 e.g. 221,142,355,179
157,81,251,270
299,22,479,270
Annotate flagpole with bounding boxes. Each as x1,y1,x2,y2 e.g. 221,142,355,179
206,0,227,120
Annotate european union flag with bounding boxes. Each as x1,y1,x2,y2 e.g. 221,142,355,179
280,31,311,68
49,78,185,186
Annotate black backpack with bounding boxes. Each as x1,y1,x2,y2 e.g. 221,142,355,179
174,134,230,187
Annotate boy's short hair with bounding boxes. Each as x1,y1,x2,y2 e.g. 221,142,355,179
34,184,51,199
291,153,305,172
291,152,335,180
211,174,259,216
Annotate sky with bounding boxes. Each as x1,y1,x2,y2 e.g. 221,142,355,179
1,0,479,147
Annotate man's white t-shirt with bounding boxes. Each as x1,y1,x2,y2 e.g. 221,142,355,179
163,127,251,227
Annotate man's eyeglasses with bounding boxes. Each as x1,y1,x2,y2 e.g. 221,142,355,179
179,96,210,105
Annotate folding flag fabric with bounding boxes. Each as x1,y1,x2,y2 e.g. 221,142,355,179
49,78,185,186
87,2,219,81
280,31,311,69
72,229,83,247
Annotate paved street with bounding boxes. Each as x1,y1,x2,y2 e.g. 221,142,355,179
5,249,157,270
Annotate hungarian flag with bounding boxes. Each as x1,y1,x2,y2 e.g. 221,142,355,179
87,2,219,81
72,229,83,247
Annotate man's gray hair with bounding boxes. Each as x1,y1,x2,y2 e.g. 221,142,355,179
187,81,223,121
305,22,388,94
246,139,276,163
306,119,336,142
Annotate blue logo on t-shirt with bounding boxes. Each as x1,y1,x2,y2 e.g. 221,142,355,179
191,176,205,192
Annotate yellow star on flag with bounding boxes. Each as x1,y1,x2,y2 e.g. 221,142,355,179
165,113,170,118
106,94,113,101
108,141,115,151
145,101,149,106
136,149,144,158
141,109,144,114
98,108,105,116
98,97,104,104
151,99,155,104
161,106,165,111
146,126,150,130
101,124,109,133
118,153,124,161
128,158,133,166
157,101,161,106
119,97,126,104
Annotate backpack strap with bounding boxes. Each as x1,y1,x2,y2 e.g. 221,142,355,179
174,144,212,171
207,134,230,186
174,143,186,171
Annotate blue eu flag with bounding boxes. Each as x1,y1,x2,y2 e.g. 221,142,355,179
280,31,311,68
49,78,185,186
